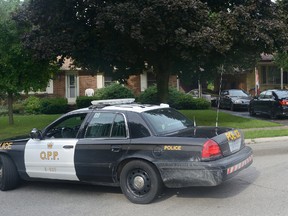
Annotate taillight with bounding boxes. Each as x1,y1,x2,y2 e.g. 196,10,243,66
279,100,288,106
202,139,222,160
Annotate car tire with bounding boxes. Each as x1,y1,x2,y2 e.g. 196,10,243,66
120,160,163,204
0,154,20,191
270,110,277,119
230,103,235,111
249,107,256,116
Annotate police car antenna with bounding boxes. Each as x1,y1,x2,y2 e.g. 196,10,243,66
216,65,224,128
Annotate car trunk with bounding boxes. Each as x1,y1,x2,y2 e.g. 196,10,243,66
167,126,245,157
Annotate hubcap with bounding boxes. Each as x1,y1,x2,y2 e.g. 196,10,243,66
128,169,151,196
133,176,145,190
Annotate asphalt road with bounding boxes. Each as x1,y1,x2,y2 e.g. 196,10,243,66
1,141,287,216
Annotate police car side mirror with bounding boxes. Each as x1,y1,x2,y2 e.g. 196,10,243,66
30,128,43,140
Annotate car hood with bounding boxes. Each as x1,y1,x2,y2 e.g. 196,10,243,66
230,96,251,101
0,135,30,143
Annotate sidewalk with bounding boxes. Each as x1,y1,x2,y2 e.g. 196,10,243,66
245,136,287,144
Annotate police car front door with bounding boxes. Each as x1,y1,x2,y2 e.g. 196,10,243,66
24,113,88,181
25,138,79,181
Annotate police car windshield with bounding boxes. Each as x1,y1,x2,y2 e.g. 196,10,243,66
142,108,194,135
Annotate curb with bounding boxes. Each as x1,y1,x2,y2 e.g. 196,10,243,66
245,136,288,144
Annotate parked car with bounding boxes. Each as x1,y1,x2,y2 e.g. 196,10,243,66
249,89,288,119
0,98,253,204
187,89,218,106
218,89,252,111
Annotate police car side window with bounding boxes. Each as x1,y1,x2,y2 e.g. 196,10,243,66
111,114,127,137
45,113,87,139
85,112,115,138
127,112,151,138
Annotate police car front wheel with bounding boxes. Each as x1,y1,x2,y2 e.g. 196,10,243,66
120,160,163,204
0,154,20,191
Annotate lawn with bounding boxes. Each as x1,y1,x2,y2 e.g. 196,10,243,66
0,110,287,140
0,114,61,139
179,110,281,129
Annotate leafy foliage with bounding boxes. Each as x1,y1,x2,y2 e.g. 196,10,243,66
94,83,135,99
23,96,41,114
76,83,134,108
40,98,68,114
137,86,210,109
14,0,288,103
0,0,59,124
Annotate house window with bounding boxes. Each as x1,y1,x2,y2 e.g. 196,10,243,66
261,66,281,84
104,76,113,86
147,72,156,87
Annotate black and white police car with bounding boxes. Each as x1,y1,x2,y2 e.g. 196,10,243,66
0,99,253,204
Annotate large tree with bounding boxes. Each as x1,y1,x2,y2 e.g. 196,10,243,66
0,0,57,125
16,0,288,102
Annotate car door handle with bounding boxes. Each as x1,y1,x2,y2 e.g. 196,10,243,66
111,145,121,153
63,145,74,149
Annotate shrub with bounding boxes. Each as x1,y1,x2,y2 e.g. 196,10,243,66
94,83,134,99
0,106,8,116
40,98,68,114
136,86,158,104
76,83,135,109
137,86,210,110
23,96,41,114
13,102,25,114
76,96,100,109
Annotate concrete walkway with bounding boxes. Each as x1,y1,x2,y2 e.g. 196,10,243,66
245,136,287,144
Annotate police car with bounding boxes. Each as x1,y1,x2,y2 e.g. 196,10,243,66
0,99,253,204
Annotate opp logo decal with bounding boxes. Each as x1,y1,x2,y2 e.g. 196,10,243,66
225,130,241,141
40,142,59,160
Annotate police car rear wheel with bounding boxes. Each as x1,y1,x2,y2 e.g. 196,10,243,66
120,160,162,204
0,154,20,191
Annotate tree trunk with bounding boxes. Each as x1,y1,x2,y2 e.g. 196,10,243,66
156,59,171,103
7,92,14,125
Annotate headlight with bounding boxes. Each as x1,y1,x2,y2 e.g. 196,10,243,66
233,100,242,104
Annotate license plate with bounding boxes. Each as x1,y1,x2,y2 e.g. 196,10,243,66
229,138,241,152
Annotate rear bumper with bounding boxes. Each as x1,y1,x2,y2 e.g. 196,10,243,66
277,106,288,117
155,146,253,188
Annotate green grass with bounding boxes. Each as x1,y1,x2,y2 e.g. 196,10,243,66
244,129,288,139
180,110,281,129
0,114,61,139
0,109,287,140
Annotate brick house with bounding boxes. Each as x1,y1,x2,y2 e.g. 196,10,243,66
215,54,288,96
43,58,179,104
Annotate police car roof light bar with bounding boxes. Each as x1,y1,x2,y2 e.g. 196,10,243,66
91,98,135,106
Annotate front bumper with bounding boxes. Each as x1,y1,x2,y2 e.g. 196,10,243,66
234,103,249,110
155,146,253,188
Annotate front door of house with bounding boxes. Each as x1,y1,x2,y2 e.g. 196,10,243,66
66,73,78,104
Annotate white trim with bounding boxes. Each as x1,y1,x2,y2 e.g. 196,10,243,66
97,74,104,89
140,71,148,91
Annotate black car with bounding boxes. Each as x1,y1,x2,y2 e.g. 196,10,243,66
0,99,253,204
249,89,288,118
219,89,252,111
